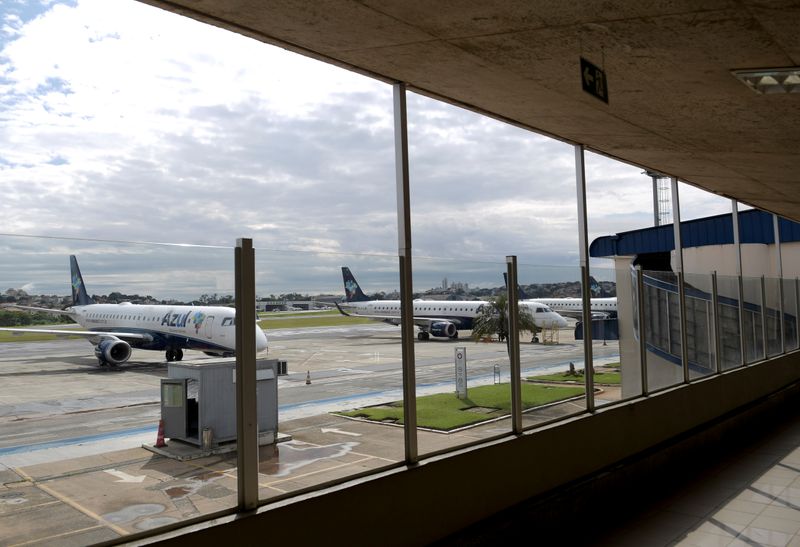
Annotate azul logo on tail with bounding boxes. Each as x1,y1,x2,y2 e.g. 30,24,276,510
341,267,370,302
70,255,94,306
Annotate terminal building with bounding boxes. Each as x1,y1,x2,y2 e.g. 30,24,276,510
592,208,800,399
54,2,800,545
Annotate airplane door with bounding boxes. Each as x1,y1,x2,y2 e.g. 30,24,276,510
204,316,215,340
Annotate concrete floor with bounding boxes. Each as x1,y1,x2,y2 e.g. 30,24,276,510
434,393,800,547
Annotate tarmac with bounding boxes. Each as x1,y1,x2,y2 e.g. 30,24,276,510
0,324,620,545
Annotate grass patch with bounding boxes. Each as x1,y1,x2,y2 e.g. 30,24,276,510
338,383,584,431
0,331,81,343
530,371,620,385
258,310,339,319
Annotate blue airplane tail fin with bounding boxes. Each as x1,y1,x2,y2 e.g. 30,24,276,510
70,255,94,306
341,267,370,302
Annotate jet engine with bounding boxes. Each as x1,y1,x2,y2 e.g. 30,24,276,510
94,338,132,365
429,321,457,338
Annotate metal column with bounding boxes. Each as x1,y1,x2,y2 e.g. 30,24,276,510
671,178,690,383
636,266,648,395
732,201,746,366
235,238,258,510
796,277,800,348
761,276,768,360
774,214,785,354
393,83,418,464
506,256,522,434
711,272,722,373
574,145,594,412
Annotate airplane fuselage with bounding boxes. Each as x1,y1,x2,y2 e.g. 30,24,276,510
339,299,568,331
69,302,268,356
529,297,618,319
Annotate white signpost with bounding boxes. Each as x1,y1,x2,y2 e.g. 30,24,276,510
455,347,467,399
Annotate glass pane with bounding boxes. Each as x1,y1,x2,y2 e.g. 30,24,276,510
642,270,684,391
589,265,624,404
517,263,588,430
0,235,237,542
255,250,403,501
741,276,765,363
584,157,682,399
783,278,799,352
684,272,716,379
412,257,514,456
716,274,743,370
764,277,782,357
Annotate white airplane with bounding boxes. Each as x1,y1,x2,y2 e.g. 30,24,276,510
509,274,617,321
528,297,617,320
0,255,268,366
336,267,567,341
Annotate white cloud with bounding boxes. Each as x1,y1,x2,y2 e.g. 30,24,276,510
0,0,733,298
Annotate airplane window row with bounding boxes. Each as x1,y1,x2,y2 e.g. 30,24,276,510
87,314,163,321
373,306,474,312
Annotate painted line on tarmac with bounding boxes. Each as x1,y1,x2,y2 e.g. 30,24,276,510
0,425,157,456
1,353,620,456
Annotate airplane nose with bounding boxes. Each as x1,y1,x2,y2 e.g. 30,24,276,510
255,326,269,352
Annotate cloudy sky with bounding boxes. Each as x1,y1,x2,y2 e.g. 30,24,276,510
0,0,735,298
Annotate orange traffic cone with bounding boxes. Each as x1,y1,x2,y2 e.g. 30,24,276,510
305,371,311,385
155,419,166,448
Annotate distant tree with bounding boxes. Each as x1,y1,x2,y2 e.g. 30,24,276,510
470,293,539,345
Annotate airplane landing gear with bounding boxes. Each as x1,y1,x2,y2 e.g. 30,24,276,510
417,331,430,341
165,348,184,362
450,331,459,340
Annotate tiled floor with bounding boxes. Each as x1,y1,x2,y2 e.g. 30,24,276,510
436,406,800,546
594,411,800,546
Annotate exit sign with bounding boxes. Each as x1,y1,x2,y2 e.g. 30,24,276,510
580,57,608,103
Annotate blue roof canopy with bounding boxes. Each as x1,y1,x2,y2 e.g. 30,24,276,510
590,209,800,258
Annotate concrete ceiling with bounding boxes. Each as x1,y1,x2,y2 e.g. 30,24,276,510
141,1,800,220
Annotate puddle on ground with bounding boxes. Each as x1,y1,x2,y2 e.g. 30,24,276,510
101,503,165,524
0,492,26,505
259,441,358,477
150,473,232,501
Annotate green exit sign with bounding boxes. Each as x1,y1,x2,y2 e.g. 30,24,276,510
580,57,608,103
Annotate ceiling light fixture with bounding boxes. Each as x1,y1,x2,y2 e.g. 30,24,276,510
731,67,800,94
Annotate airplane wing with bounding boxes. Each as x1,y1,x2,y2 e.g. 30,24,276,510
0,304,75,316
411,316,465,327
335,306,402,326
334,305,463,328
0,327,151,343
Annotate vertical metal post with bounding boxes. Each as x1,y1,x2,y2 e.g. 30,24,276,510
393,82,417,464
574,145,594,412
732,201,746,366
671,177,690,383
796,277,800,350
652,174,660,226
636,266,648,395
761,275,768,360
665,291,672,350
506,256,522,434
774,214,785,354
711,272,722,373
235,238,258,510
